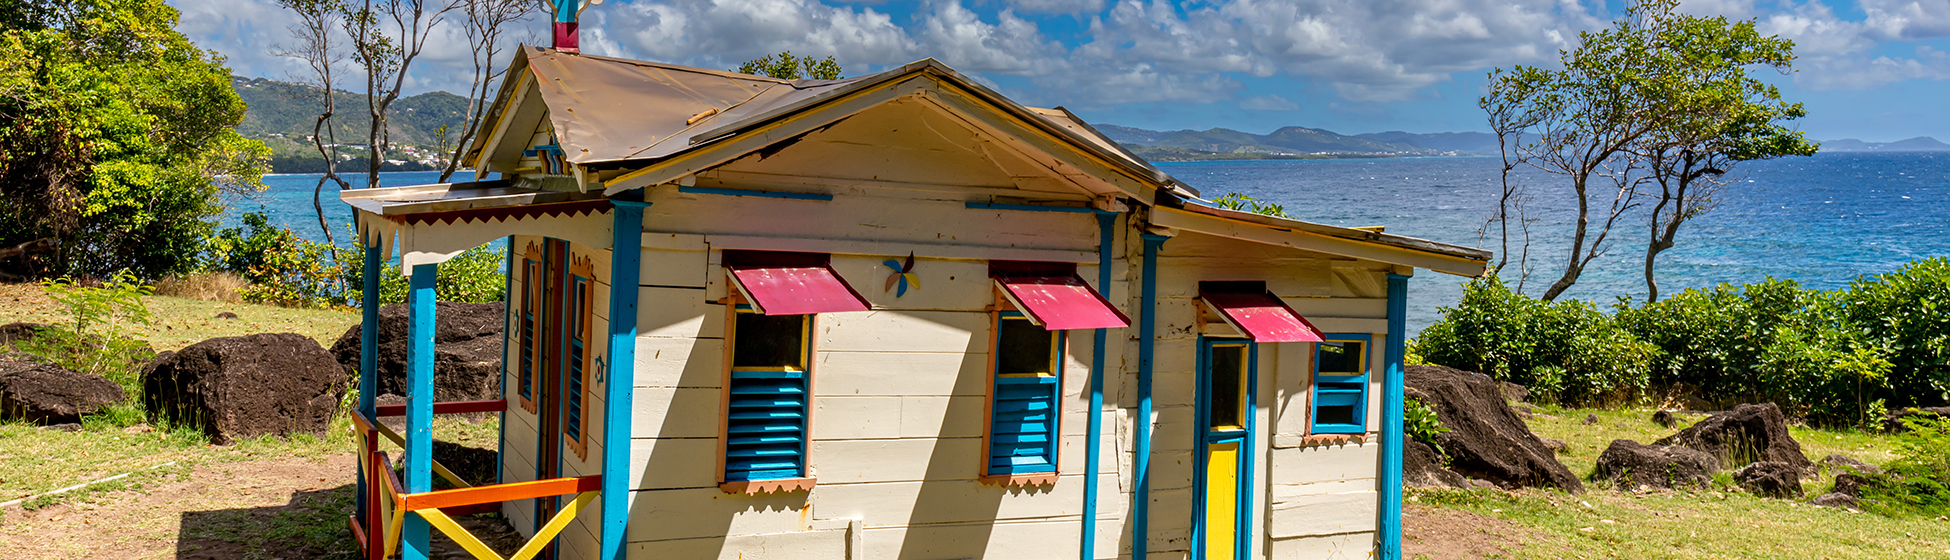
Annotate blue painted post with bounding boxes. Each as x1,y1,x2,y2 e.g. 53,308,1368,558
1380,272,1410,560
1134,232,1168,560
497,238,514,486
602,200,650,560
403,263,439,560
1082,210,1117,560
356,239,380,522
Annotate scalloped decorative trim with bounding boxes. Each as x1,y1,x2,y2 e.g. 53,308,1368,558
719,477,816,495
979,473,1059,488
1299,434,1368,448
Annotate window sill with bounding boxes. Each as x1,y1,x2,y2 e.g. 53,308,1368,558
979,473,1058,488
719,477,816,495
1297,433,1367,448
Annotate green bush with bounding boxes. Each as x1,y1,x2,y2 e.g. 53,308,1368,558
204,217,506,308
1614,278,1809,397
1412,277,1654,405
1838,257,1950,407
1405,397,1449,456
1858,415,1950,516
13,272,157,427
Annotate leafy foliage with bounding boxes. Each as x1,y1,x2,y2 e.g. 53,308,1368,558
14,272,156,390
1412,277,1655,405
1856,415,1950,516
1838,257,1950,407
0,0,270,279
736,51,842,80
1405,397,1449,456
206,215,505,307
1210,192,1290,218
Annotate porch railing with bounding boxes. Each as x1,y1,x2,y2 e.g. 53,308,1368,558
349,400,602,560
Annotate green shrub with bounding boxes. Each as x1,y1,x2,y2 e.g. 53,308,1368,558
1615,278,1809,398
13,272,157,427
1858,415,1950,516
1837,257,1950,407
1412,277,1653,405
1405,397,1449,456
205,216,506,308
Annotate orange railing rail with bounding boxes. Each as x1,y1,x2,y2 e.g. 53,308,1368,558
349,401,600,560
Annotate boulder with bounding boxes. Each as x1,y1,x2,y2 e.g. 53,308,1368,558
1885,407,1950,433
1592,439,1719,491
1654,403,1812,473
1652,409,1679,428
1582,413,1600,425
1498,381,1529,403
1540,437,1570,455
0,358,125,424
1405,365,1584,492
143,333,348,444
1404,440,1468,489
1734,461,1805,498
1809,492,1857,509
1820,453,1880,475
1832,472,1873,498
0,322,50,346
329,302,504,404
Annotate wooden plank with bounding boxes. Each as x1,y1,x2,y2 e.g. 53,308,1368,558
857,518,1085,560
816,310,986,353
812,475,1088,526
1282,297,1388,319
635,188,1098,255
707,234,1097,265
827,254,995,311
1307,317,1387,334
623,530,849,560
898,395,987,438
638,287,725,339
1267,444,1378,486
807,438,983,484
641,248,709,288
809,396,904,440
633,336,725,388
1150,206,1488,277
1267,490,1377,539
813,351,988,396
374,399,508,417
1267,532,1376,560
1271,479,1377,501
400,475,600,511
641,232,709,252
624,437,722,491
633,387,723,438
624,487,813,542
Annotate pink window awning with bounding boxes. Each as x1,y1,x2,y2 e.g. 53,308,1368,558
727,264,870,316
994,276,1131,330
1200,291,1324,343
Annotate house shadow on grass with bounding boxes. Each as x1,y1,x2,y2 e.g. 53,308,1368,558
176,483,525,560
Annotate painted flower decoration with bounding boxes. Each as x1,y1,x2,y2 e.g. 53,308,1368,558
883,252,919,297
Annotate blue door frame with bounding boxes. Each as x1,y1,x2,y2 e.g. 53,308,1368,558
1192,336,1257,560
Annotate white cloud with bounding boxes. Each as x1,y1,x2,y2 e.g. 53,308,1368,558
598,0,916,74
1004,0,1105,15
1240,94,1300,111
1796,45,1950,89
1863,0,1950,40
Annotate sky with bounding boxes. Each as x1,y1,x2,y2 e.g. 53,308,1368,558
174,0,1950,141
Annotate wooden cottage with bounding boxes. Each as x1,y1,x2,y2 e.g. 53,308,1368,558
340,47,1490,560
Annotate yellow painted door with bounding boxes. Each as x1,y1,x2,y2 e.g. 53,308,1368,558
1204,441,1240,560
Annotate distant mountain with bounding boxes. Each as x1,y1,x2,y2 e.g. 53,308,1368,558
1818,137,1950,152
232,76,471,171
1096,124,1497,159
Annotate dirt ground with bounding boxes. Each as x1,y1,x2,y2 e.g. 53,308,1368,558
0,454,522,560
1404,503,1541,560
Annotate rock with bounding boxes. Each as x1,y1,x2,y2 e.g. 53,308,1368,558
41,422,80,432
1832,472,1873,497
1541,437,1570,454
1513,403,1534,418
142,333,348,444
434,441,499,488
1809,492,1858,509
1820,453,1880,475
1582,413,1600,425
214,312,239,320
0,322,50,346
1884,407,1950,433
1498,381,1530,403
1404,440,1468,489
1592,439,1719,491
0,358,126,424
1734,461,1805,498
1652,409,1679,428
1405,365,1584,492
1655,403,1812,473
329,302,504,404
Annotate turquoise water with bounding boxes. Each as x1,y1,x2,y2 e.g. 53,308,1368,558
246,152,1950,333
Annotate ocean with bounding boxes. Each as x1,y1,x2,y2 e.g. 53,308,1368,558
242,152,1950,334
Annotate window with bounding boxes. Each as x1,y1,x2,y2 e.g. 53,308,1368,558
1310,335,1371,434
516,243,543,414
563,260,593,461
1206,343,1248,431
722,305,811,484
986,310,1063,479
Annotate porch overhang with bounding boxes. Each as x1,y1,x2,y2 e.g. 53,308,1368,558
342,180,614,271
1148,204,1491,277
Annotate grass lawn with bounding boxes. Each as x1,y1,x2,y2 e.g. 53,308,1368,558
1412,404,1950,559
0,282,359,352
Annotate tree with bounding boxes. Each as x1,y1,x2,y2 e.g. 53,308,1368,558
0,0,269,278
274,0,352,246
737,51,842,80
343,0,454,191
1631,1,1816,302
1483,0,1813,302
439,0,533,182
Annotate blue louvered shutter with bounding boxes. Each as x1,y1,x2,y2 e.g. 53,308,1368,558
565,276,589,442
518,258,539,404
989,374,1058,474
725,369,807,481
1311,336,1369,434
